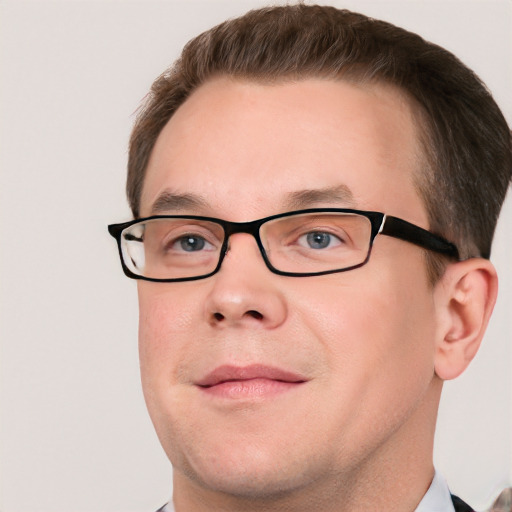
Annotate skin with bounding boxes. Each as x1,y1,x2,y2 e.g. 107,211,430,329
137,78,497,511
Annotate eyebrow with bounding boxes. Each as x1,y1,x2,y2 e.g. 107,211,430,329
284,185,355,210
149,184,356,216
150,191,209,214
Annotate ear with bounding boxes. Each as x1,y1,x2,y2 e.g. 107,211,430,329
433,258,498,380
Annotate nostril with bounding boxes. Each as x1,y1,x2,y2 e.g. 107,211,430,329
247,310,263,320
213,312,224,322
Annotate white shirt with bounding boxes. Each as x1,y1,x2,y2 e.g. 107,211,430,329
415,470,456,512
160,470,455,512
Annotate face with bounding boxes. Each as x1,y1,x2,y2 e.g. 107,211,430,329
138,78,442,503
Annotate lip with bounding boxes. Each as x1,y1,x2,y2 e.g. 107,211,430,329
196,364,307,399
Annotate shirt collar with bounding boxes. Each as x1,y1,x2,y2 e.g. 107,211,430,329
414,470,455,512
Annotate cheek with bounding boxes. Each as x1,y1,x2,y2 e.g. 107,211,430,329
137,284,197,391
308,274,435,463
137,284,204,459
295,260,436,411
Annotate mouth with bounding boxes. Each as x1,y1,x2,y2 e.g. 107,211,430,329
196,364,307,399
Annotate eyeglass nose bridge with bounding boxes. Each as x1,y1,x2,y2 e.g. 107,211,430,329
217,218,272,272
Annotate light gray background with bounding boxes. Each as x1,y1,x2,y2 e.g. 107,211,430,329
1,1,510,511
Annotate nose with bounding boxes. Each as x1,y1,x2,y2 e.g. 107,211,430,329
204,233,287,328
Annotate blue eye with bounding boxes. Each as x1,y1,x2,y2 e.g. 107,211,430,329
176,235,207,252
300,231,342,249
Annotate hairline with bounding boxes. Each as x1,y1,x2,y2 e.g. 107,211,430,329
135,71,434,217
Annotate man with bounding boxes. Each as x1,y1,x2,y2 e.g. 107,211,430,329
109,4,512,511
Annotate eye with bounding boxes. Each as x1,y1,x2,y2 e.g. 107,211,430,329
299,231,343,249
168,234,214,252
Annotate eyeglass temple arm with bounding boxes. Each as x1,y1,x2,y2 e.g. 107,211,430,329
380,215,460,260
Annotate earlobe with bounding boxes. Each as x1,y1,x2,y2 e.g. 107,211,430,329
433,259,498,380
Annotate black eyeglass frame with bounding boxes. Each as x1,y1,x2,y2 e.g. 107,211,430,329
108,208,460,282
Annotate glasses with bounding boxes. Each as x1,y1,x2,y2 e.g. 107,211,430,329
108,208,459,282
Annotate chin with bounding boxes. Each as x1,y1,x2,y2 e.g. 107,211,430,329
171,435,323,501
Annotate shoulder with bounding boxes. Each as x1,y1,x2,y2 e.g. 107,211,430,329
451,494,475,512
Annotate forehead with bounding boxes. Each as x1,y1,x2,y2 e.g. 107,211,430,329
141,77,426,224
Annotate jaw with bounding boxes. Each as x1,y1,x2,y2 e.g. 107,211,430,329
158,373,443,512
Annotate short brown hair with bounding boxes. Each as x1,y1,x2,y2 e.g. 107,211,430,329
127,4,512,276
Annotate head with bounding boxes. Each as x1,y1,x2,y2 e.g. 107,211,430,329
118,4,511,509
